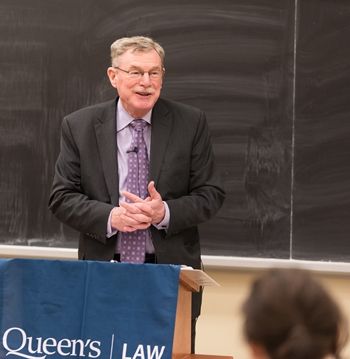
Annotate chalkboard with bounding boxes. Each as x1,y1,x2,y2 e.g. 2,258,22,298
293,0,350,262
1,0,349,262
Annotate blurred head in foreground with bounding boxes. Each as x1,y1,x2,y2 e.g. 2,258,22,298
242,268,348,359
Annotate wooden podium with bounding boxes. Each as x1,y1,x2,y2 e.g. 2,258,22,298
172,269,233,359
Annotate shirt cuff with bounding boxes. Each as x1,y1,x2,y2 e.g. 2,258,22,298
153,201,170,230
107,209,118,238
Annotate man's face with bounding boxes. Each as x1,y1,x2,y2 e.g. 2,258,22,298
107,48,163,118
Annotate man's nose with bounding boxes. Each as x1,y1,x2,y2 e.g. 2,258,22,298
139,72,151,84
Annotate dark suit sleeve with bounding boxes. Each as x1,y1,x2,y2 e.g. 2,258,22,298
49,117,113,242
165,111,225,236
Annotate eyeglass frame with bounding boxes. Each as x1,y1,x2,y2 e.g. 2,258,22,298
113,66,165,80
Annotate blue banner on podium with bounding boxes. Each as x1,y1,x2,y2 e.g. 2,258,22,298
0,259,180,359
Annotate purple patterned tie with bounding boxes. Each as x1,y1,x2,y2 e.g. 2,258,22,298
120,119,150,263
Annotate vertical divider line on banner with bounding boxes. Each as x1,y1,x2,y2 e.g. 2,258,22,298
109,333,115,359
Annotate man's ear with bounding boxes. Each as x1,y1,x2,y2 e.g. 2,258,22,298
107,67,118,89
249,342,269,359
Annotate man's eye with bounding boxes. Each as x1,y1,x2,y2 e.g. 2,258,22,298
130,71,141,76
150,71,161,77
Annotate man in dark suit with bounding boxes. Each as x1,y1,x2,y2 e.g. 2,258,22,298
49,36,225,352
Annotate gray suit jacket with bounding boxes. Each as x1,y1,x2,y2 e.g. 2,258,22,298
49,97,225,269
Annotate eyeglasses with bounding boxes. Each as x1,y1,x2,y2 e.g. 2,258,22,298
113,66,164,80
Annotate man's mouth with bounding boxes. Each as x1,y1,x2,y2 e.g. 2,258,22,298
135,91,153,97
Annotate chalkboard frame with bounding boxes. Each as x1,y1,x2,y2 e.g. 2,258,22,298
1,245,350,274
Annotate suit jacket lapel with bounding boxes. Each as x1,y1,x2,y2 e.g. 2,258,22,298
150,99,173,184
94,99,119,205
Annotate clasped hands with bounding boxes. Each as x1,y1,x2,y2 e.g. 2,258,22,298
110,181,165,233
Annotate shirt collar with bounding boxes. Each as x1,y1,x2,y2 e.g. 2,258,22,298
116,99,152,132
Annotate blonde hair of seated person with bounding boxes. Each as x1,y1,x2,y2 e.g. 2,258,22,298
242,268,348,359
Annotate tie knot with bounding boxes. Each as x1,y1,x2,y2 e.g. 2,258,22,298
130,119,147,132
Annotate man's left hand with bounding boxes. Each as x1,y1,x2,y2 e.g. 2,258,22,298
121,181,165,225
